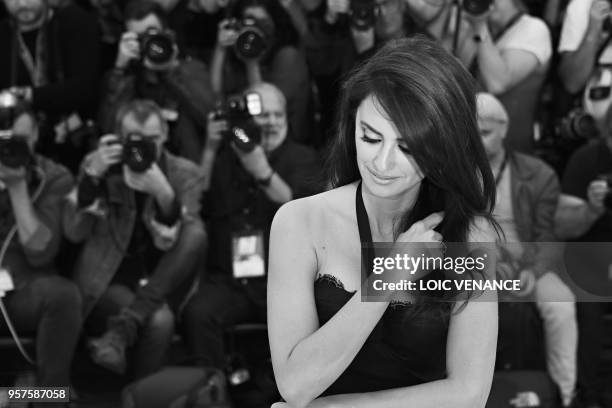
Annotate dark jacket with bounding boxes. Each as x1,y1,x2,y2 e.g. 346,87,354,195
63,150,204,316
0,155,74,289
508,151,563,278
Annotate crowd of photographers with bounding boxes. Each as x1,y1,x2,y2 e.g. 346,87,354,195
0,0,612,407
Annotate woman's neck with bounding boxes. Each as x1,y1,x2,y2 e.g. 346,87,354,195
360,182,419,241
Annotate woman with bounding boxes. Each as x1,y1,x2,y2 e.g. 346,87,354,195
210,0,311,142
267,37,498,407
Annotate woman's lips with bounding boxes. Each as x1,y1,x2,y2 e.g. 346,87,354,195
367,167,398,184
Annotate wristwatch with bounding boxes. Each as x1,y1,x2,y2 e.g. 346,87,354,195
256,169,275,187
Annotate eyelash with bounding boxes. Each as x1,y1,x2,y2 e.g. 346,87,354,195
360,133,411,154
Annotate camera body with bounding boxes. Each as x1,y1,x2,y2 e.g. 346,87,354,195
139,28,177,68
462,0,493,16
349,0,378,31
212,93,263,153
227,18,270,60
556,109,599,142
0,90,31,168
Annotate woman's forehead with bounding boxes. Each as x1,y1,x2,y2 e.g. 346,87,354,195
356,96,399,137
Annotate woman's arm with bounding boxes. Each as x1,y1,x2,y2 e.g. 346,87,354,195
268,200,390,408
289,299,498,408
273,217,498,408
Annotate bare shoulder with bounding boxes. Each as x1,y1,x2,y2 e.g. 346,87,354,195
272,183,357,238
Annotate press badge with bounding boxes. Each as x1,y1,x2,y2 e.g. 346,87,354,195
0,268,14,294
232,230,266,279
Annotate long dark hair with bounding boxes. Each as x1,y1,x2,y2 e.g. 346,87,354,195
325,36,496,244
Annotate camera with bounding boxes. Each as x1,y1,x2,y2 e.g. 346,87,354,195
462,0,493,16
349,0,378,31
139,28,177,67
0,90,31,168
122,133,157,173
556,109,599,142
212,92,262,153
227,18,270,60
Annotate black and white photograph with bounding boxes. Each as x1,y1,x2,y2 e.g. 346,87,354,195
0,0,611,407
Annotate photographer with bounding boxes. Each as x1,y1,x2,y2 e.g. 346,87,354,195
465,0,552,155
210,0,311,144
404,0,476,65
478,93,577,408
180,83,319,369
98,0,215,163
0,92,81,393
64,99,206,378
558,0,612,134
554,104,612,408
0,0,100,172
304,0,420,146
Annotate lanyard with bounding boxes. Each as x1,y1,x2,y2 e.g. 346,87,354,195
16,28,47,87
13,8,54,88
494,152,508,186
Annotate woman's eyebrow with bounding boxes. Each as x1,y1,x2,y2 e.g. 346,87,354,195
360,121,383,137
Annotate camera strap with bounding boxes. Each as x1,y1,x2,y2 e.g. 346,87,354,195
15,25,49,87
492,11,524,43
494,152,509,187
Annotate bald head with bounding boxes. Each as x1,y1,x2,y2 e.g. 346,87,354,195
476,93,509,163
248,82,288,153
477,92,509,124
248,82,287,110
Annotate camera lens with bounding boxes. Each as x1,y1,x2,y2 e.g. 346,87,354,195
122,136,157,173
234,20,268,60
141,32,175,65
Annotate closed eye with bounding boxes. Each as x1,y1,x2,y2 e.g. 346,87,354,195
360,134,381,143
398,144,411,154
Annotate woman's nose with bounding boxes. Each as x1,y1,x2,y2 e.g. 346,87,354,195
373,142,395,172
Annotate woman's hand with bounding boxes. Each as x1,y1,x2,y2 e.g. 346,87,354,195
396,211,444,243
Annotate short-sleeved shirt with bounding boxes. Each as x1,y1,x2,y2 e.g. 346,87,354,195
558,0,612,124
562,139,612,241
558,0,612,64
497,14,552,72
